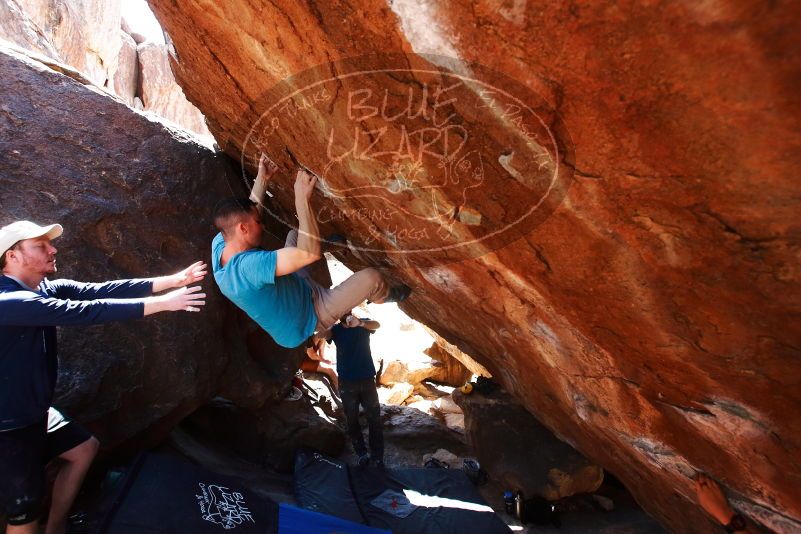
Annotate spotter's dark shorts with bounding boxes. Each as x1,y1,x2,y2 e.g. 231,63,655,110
0,408,93,525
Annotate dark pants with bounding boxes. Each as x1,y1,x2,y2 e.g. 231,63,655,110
340,378,383,460
0,408,92,525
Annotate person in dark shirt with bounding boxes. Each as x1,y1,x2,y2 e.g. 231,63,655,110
0,220,207,534
322,312,383,468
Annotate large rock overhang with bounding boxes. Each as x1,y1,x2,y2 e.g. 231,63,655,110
146,1,801,531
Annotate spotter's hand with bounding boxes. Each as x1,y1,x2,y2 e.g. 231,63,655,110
163,286,206,312
171,261,207,288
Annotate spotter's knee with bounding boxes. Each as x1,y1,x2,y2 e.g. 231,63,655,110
5,492,44,526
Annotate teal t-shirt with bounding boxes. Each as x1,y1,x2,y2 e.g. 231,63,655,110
211,233,317,348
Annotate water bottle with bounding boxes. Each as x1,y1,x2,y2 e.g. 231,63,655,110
514,490,524,520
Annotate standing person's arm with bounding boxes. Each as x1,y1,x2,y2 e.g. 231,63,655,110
142,286,206,315
0,287,205,326
359,319,381,331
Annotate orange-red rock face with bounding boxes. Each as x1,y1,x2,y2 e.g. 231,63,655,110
147,1,801,531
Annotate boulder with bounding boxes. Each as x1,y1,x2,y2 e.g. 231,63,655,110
432,395,462,415
112,30,138,106
377,382,414,406
424,341,473,386
180,397,345,472
379,346,471,388
0,0,212,136
454,390,603,501
422,448,460,468
0,44,294,450
146,0,801,530
121,14,149,45
0,0,60,59
413,381,452,400
424,330,491,379
0,0,122,87
406,398,435,415
380,404,468,466
136,42,211,138
378,356,445,387
442,413,465,433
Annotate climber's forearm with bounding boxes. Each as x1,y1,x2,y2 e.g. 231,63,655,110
295,193,320,257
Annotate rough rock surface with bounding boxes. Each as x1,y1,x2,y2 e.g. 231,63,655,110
454,389,603,500
0,0,122,88
137,42,212,138
0,0,60,58
379,404,468,466
0,44,300,449
180,397,345,472
424,341,473,386
378,343,470,387
0,0,211,138
377,382,415,406
379,355,444,387
112,30,138,106
425,329,492,378
146,1,800,531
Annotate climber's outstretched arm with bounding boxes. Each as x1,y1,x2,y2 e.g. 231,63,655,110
249,153,278,214
274,169,321,276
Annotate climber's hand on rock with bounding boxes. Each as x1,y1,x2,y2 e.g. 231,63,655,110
695,473,735,525
294,168,317,201
258,153,278,178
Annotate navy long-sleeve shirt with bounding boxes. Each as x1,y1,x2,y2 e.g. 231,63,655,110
0,275,152,431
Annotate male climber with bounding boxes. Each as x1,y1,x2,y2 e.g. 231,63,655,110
0,220,207,534
211,153,410,351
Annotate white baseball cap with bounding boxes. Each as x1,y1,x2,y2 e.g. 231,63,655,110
0,221,63,256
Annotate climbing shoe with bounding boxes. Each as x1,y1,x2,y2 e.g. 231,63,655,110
385,284,412,303
357,454,370,467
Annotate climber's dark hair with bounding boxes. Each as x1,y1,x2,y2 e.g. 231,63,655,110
213,197,256,235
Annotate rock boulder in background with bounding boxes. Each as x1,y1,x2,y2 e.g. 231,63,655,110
0,44,297,449
180,397,345,472
137,41,212,138
112,30,138,106
0,0,122,87
0,0,211,138
454,390,604,501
